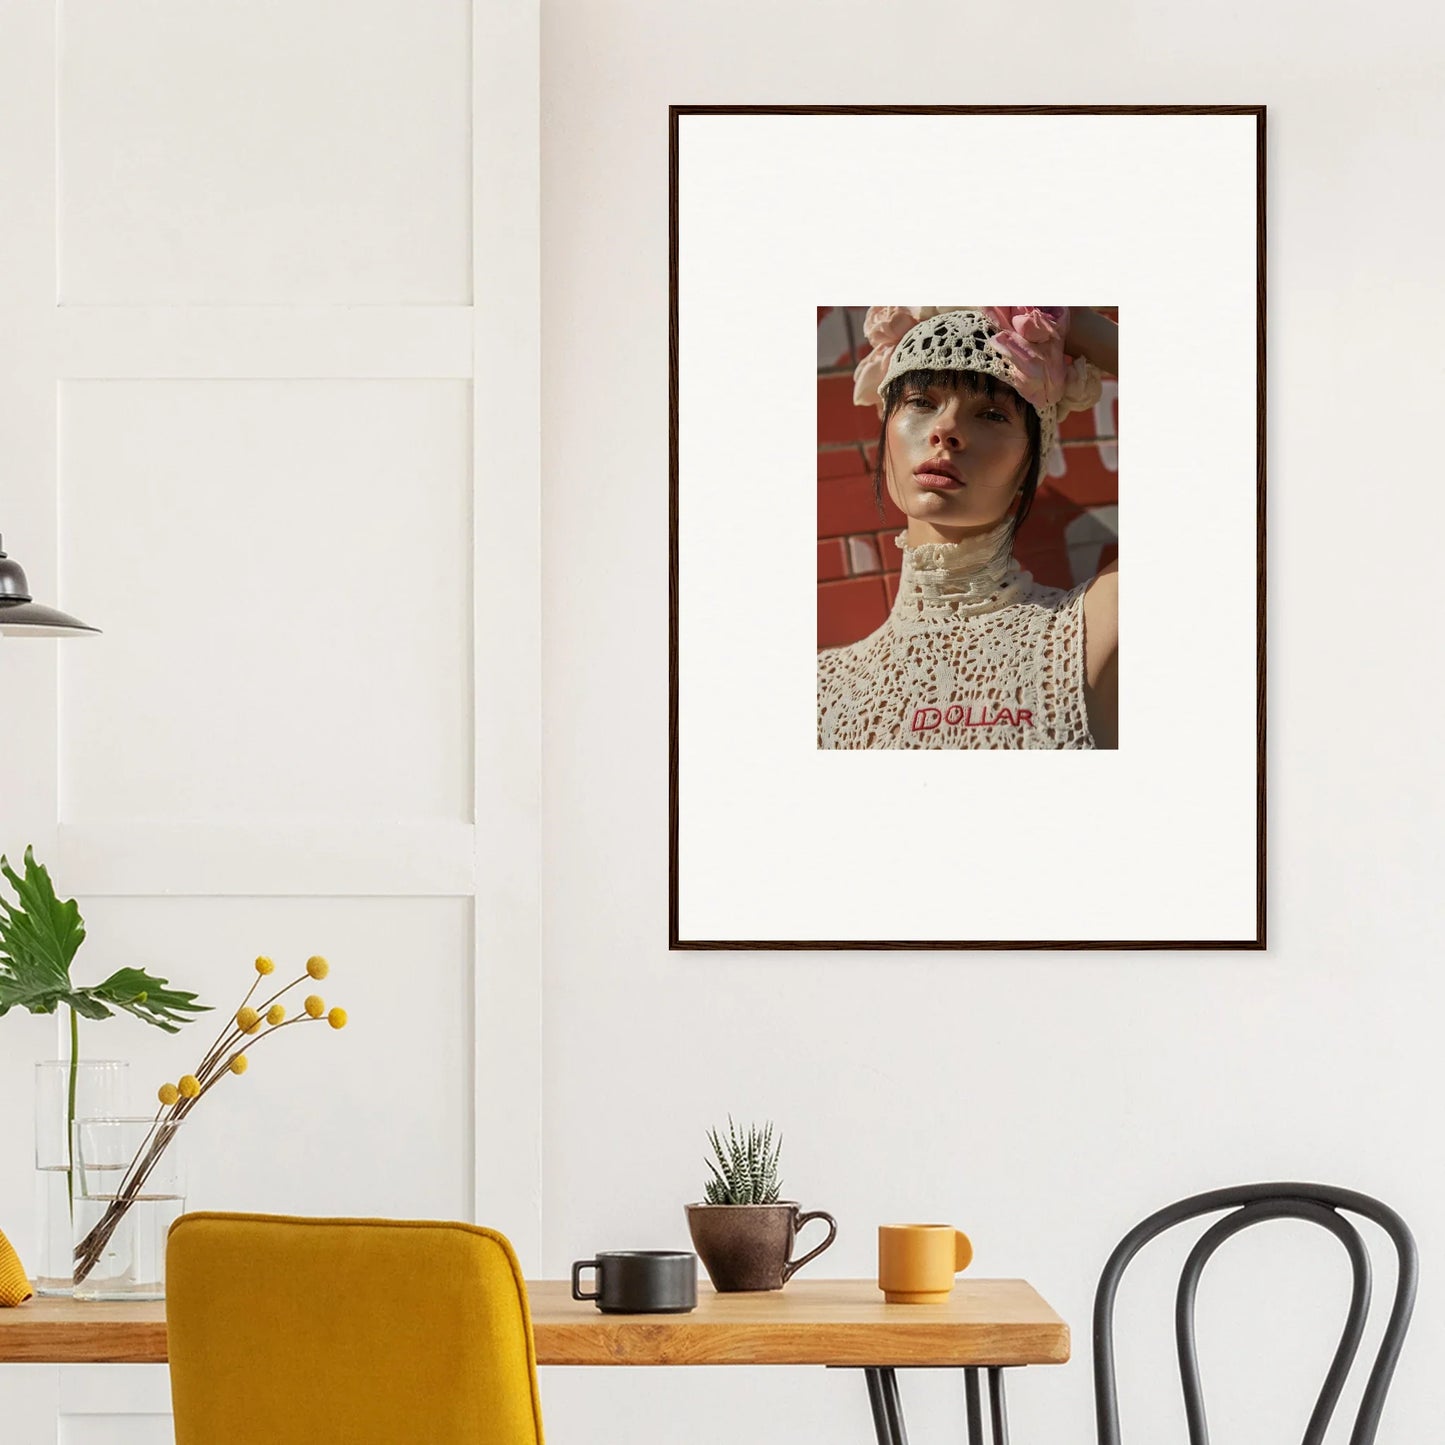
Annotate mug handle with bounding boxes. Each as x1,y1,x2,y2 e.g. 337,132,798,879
571,1259,600,1301
955,1230,974,1272
782,1209,838,1282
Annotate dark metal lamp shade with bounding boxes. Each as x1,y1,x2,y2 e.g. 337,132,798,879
0,536,100,637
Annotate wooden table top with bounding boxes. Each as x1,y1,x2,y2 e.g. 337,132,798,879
0,1278,1069,1368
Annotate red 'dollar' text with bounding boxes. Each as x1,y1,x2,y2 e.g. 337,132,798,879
911,704,1034,733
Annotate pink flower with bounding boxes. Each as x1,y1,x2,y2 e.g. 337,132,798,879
981,307,1068,335
1056,353,1104,418
983,307,1072,411
862,306,923,347
852,343,896,414
852,306,966,413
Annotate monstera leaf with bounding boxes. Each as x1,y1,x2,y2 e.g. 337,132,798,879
0,847,208,1030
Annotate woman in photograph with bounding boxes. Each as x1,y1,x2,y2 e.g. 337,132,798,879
816,306,1118,750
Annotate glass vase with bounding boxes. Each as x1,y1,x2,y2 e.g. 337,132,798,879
33,1060,129,1296
72,1115,187,1301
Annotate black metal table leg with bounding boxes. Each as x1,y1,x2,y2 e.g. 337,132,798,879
988,1368,1010,1445
863,1367,909,1445
863,1364,1009,1445
867,1369,890,1439
964,1367,985,1445
866,1368,891,1443
879,1367,909,1445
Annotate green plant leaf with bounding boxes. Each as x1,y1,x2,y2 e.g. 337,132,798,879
703,1161,731,1203
706,1125,744,1204
702,1116,785,1205
82,968,211,1034
0,847,85,1011
67,992,117,1021
0,847,210,1032
0,977,71,1017
725,1115,749,1201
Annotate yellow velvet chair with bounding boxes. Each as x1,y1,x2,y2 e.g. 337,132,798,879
166,1212,545,1445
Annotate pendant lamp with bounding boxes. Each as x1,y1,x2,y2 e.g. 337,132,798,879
0,535,100,636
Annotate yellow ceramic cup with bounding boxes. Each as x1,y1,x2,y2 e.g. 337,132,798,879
877,1223,974,1303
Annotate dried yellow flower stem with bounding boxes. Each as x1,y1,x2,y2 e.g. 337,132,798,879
190,972,265,1083
107,1098,176,1206
74,1113,185,1279
200,1013,327,1099
78,1013,339,1281
190,971,313,1094
75,958,344,1284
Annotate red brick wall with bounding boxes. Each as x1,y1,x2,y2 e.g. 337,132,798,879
817,306,1119,650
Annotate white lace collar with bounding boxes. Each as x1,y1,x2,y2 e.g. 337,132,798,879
892,518,1030,620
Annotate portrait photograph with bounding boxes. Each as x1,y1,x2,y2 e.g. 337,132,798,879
816,304,1119,751
671,108,1262,948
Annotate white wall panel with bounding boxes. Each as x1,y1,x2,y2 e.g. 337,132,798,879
3,1365,60,1445
0,0,61,861
58,0,472,305
3,1,543,1435
1,18,64,1436
60,1367,168,1417
59,1416,171,1445
57,820,476,896
57,378,472,824
55,306,475,380
4,2,543,1433
0,1016,61,1337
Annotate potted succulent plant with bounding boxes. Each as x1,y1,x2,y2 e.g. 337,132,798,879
684,1117,836,1292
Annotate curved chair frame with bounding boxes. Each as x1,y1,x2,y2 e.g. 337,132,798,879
1093,1183,1417,1445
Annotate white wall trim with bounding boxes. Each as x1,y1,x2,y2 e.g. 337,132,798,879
55,306,476,379
56,822,478,896
470,0,544,1267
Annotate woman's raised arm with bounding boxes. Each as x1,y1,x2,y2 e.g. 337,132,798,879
1065,307,1118,377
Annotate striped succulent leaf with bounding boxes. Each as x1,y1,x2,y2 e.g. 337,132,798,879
702,1115,783,1205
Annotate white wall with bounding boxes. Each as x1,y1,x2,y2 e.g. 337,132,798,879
538,3,1443,1443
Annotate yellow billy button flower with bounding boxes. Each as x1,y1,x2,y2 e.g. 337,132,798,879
158,1082,180,1107
254,955,275,975
306,955,330,980
304,995,326,1019
327,1007,347,1030
230,1055,249,1075
267,1004,286,1026
178,1075,201,1100
236,1005,261,1033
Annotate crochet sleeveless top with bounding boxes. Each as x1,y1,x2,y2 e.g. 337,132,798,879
817,521,1096,750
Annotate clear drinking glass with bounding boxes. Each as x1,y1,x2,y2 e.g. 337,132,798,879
33,1060,129,1296
71,1115,186,1301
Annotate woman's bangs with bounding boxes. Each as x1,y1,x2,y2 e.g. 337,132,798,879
891,368,1028,413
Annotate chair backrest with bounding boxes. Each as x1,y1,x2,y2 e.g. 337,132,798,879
1093,1183,1416,1445
167,1212,545,1445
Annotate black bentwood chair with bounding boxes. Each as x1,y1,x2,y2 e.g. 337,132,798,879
1093,1183,1417,1445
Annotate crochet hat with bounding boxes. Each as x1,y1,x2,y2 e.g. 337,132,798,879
857,307,1103,477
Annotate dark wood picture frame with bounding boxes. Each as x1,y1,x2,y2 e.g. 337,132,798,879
669,105,1266,951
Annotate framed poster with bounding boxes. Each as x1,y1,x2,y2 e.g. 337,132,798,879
669,106,1265,950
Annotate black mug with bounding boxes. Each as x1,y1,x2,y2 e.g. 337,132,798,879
571,1250,698,1313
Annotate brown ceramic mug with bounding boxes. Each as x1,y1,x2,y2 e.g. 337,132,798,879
684,1201,837,1292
